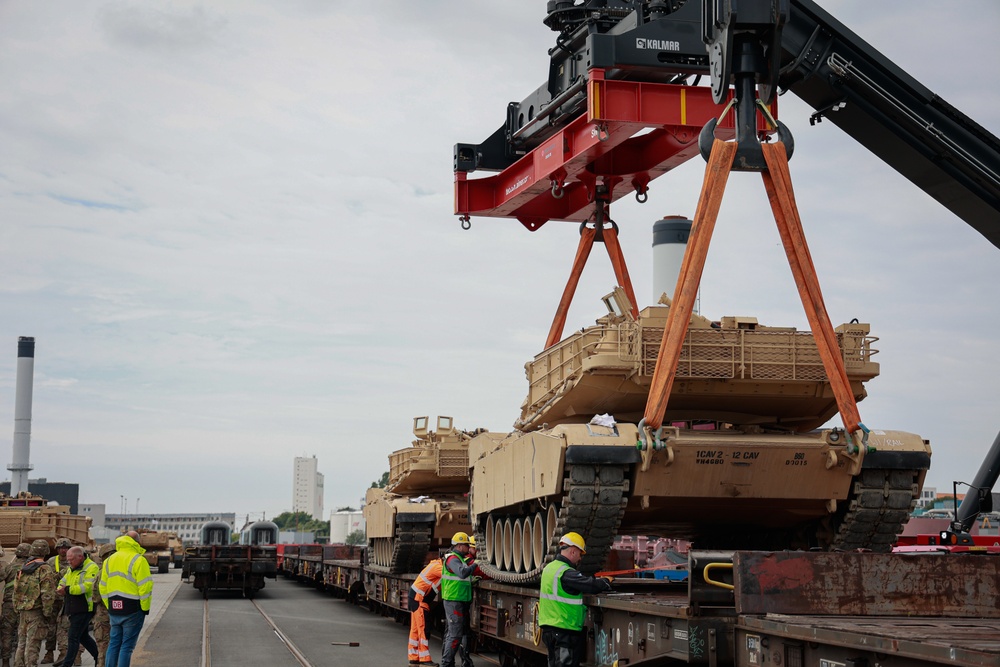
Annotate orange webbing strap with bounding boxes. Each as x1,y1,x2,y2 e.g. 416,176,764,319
643,139,737,432
545,225,597,349
602,225,639,319
761,143,862,435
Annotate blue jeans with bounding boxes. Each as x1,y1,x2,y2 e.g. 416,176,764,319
106,612,145,667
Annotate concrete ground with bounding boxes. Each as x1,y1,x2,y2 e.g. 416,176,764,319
133,574,496,667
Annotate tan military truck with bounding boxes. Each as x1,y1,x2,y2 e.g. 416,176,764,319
0,493,91,549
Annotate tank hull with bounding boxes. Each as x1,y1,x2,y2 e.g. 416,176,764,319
468,423,930,581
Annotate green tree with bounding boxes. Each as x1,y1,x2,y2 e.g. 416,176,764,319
272,511,313,529
345,529,366,546
336,506,357,512
370,471,390,489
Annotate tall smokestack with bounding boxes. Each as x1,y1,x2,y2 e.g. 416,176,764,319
652,216,699,314
8,337,35,496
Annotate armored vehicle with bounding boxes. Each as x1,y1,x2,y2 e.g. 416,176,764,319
469,290,931,582
137,529,173,574
0,493,91,549
364,416,477,574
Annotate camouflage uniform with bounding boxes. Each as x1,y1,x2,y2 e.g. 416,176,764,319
13,540,56,667
1,544,30,667
91,544,116,667
44,539,71,664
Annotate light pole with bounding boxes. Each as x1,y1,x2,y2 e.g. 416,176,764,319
136,498,140,517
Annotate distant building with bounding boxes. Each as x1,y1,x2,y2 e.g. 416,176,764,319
293,456,324,519
105,512,236,545
330,510,364,544
0,479,78,513
79,503,106,527
916,486,937,509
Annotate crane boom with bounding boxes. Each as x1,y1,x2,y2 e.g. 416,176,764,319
455,0,1000,249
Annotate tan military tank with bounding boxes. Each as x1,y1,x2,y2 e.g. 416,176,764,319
470,288,931,582
364,416,479,574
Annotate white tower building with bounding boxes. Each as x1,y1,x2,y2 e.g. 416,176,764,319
293,455,324,519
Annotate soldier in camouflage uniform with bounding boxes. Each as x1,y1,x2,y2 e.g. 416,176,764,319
1,544,31,667
91,544,116,667
43,539,72,665
13,540,56,667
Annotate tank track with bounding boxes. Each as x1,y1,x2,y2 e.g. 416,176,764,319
474,463,629,584
829,468,920,552
368,524,432,575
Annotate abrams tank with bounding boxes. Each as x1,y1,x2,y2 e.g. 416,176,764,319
363,416,478,574
469,288,931,583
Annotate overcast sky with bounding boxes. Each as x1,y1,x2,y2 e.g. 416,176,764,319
1,1,998,527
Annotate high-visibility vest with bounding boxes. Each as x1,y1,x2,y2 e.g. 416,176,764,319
439,552,471,602
99,536,153,614
59,558,100,613
411,559,443,598
539,560,585,631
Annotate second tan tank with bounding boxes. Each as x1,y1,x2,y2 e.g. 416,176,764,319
363,416,479,574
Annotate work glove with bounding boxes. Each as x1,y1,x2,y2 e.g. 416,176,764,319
470,576,482,585
599,576,614,590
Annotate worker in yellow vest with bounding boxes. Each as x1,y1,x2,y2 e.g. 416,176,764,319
408,558,443,666
439,532,479,667
538,532,612,667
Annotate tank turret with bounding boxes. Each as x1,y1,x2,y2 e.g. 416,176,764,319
364,416,477,574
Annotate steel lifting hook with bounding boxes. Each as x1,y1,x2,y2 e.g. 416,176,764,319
635,186,649,204
550,179,565,199
459,214,471,230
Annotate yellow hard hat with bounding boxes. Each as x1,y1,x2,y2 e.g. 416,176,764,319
469,536,477,547
451,531,471,545
559,532,586,554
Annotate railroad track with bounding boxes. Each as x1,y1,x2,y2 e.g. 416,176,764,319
200,596,314,667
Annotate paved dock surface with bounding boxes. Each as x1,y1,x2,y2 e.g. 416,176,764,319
132,574,497,667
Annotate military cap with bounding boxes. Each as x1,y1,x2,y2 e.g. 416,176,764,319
98,543,117,559
15,542,31,558
55,537,73,549
29,539,50,558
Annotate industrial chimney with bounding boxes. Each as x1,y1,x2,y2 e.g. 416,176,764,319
651,215,699,314
8,337,35,496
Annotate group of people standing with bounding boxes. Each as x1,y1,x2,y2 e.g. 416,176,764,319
406,529,611,667
0,531,154,667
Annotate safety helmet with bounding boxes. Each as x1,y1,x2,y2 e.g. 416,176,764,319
15,543,31,558
559,532,587,554
469,536,476,547
29,539,50,558
55,538,73,550
451,531,471,546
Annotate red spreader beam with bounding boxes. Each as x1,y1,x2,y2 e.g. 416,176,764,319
454,68,775,230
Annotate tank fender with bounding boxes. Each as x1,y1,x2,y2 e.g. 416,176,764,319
396,513,436,524
861,430,932,470
565,445,641,465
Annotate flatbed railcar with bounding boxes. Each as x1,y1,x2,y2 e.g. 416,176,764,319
280,544,1000,667
182,521,278,599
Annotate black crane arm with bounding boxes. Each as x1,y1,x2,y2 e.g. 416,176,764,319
779,0,1000,249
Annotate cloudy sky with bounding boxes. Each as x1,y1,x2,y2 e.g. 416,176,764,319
1,1,998,527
